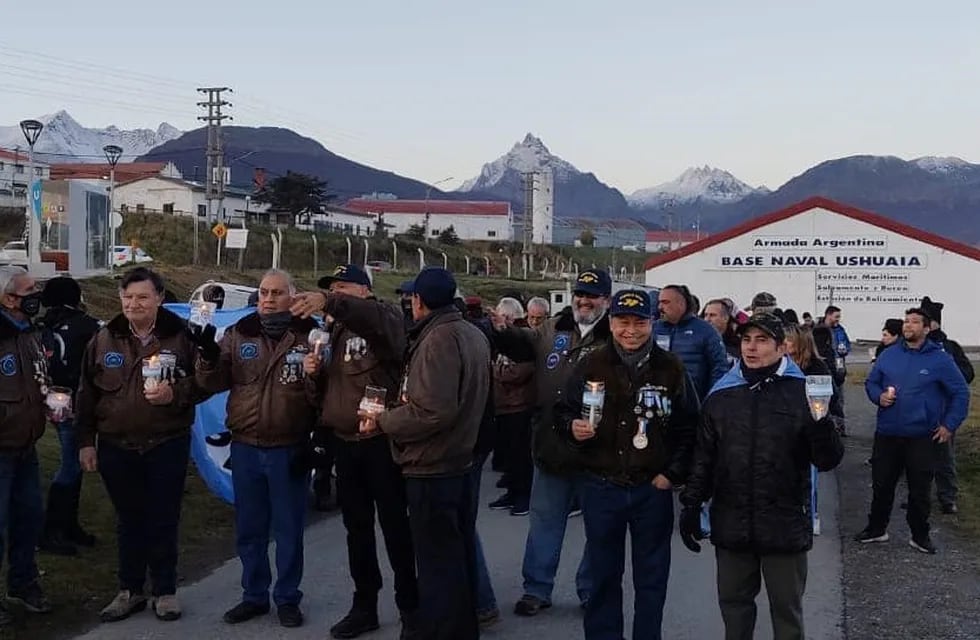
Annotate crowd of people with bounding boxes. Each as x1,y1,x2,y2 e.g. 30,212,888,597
0,261,971,640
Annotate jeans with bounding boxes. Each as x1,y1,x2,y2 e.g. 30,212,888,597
868,433,935,537
0,446,43,590
53,420,82,486
99,436,189,596
405,474,479,640
934,436,957,507
521,465,592,604
716,548,808,640
334,434,418,613
580,475,673,640
469,453,497,614
230,442,309,607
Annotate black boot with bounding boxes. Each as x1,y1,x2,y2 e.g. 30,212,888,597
38,483,78,556
64,478,96,547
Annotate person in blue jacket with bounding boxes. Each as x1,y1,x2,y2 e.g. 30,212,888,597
655,285,729,400
855,307,970,554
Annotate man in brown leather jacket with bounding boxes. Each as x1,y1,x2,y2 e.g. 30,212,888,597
193,269,318,629
358,267,491,640
290,264,418,640
0,266,53,624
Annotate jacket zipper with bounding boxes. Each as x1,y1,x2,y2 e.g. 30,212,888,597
749,389,759,542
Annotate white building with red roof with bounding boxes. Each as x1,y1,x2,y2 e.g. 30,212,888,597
644,197,980,342
345,198,513,241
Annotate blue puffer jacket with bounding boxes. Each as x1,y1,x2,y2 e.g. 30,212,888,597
865,339,970,438
654,314,729,400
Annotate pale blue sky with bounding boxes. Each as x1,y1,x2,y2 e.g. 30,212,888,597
2,0,979,193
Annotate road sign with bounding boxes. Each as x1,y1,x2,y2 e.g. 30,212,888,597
224,228,249,250
211,223,227,239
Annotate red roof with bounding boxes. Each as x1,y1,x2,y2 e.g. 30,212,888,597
644,196,980,271
345,199,510,216
50,162,167,182
645,230,702,242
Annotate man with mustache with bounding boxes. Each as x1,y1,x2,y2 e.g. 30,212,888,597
491,269,612,616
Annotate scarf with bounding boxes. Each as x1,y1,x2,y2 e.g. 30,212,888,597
614,336,653,383
259,311,293,339
740,358,782,388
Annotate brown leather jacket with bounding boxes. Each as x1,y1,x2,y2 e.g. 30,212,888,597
0,314,48,450
310,293,405,441
196,313,319,447
493,354,536,415
379,308,491,477
76,308,210,452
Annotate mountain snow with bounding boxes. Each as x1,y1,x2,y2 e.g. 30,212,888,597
459,133,579,191
912,156,972,174
628,165,768,208
0,110,182,162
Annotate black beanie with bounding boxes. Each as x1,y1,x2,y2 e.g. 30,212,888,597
920,297,943,325
883,318,903,337
42,276,82,308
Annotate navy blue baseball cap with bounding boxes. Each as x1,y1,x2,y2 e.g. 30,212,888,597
573,269,612,297
610,289,654,319
318,264,372,289
412,267,457,310
395,279,415,295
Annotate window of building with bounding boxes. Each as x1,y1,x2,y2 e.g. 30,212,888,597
163,203,175,214
0,162,5,171
356,225,361,236
33,167,43,176
431,229,439,236
136,204,145,214
197,204,207,217
14,165,24,174
344,224,353,234
487,230,497,237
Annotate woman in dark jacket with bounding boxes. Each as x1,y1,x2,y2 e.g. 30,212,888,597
873,318,903,363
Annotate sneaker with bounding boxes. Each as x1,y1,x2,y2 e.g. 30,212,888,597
152,594,182,621
7,581,52,614
223,600,270,624
910,535,938,554
278,603,304,627
100,590,147,623
941,503,958,515
510,498,530,516
514,594,551,617
488,493,515,510
568,507,583,518
477,607,501,628
330,607,380,638
854,528,889,544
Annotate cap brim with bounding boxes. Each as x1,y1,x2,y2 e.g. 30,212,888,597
737,321,780,340
317,276,337,289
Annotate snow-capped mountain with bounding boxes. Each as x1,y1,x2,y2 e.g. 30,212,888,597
912,156,973,174
459,133,631,218
0,110,182,162
629,165,768,208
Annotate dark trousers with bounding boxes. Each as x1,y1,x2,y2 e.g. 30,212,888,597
312,430,335,500
498,411,533,502
580,475,673,640
334,435,418,612
869,433,935,537
716,548,808,640
0,447,43,590
934,436,957,507
230,442,309,607
98,435,189,596
405,474,479,640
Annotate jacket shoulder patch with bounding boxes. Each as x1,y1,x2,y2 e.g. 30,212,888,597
240,343,259,360
104,352,124,368
0,354,15,376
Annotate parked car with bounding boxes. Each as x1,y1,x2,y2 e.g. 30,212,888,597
189,281,258,311
0,241,28,265
366,260,392,272
113,245,154,268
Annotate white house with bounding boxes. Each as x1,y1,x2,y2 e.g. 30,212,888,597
302,207,377,237
113,176,267,221
645,197,980,343
0,148,50,209
344,198,513,241
645,230,703,253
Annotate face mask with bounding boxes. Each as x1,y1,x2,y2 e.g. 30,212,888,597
20,292,42,317
259,310,293,338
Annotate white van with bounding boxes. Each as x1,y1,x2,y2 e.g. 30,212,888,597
189,281,258,311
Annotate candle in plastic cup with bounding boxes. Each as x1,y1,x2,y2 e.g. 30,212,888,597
308,328,330,360
190,300,217,327
582,380,606,427
46,386,72,422
359,385,388,418
143,356,162,391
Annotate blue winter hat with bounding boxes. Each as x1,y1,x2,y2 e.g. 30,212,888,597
395,279,415,295
610,289,654,319
412,267,457,310
573,269,612,297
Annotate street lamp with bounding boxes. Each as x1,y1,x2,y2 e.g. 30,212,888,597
19,119,43,266
103,144,123,270
423,176,454,243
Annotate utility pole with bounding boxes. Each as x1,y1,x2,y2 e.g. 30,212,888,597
197,87,233,264
522,171,537,279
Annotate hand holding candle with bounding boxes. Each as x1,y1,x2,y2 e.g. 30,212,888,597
581,380,605,428
357,385,387,435
142,355,162,391
45,386,72,423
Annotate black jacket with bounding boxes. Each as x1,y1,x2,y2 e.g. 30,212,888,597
555,341,699,486
928,329,974,384
38,306,102,392
681,359,844,554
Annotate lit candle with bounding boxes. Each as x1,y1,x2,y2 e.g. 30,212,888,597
46,387,72,422
143,355,162,391
886,386,896,398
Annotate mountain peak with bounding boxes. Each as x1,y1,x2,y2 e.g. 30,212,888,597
913,155,970,173
629,165,765,208
459,133,579,191
520,133,548,151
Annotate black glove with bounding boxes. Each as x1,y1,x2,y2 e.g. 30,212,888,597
188,324,220,363
679,506,704,553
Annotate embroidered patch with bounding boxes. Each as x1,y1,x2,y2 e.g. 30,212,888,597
240,343,259,360
553,334,570,351
103,352,124,368
545,352,561,370
0,354,16,377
